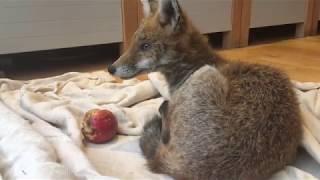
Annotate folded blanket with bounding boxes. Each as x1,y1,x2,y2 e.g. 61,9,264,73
0,71,319,180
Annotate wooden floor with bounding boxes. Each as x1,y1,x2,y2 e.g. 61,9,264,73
5,36,320,82
219,36,320,82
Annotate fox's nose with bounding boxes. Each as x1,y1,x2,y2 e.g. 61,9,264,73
108,65,116,75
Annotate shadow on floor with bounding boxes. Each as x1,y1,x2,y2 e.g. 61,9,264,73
0,43,120,80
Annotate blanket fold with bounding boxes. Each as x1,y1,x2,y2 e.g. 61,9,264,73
0,101,74,180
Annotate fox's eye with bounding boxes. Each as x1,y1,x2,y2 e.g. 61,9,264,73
140,43,152,51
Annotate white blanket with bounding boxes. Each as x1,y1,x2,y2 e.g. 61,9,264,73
0,71,319,180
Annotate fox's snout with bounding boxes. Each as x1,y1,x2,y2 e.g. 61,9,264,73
107,65,116,75
107,54,145,79
107,56,133,79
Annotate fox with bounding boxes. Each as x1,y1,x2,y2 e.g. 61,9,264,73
108,0,302,179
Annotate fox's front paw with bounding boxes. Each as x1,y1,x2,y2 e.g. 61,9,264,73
140,115,162,159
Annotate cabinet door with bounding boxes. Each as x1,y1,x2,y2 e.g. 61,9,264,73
250,0,306,28
0,0,122,54
179,0,233,34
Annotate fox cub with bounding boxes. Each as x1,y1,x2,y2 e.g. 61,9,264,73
108,0,302,179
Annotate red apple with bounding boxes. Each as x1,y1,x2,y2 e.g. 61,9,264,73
81,109,118,144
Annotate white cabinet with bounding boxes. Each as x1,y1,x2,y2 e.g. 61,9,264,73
250,0,306,28
0,0,122,54
179,0,233,34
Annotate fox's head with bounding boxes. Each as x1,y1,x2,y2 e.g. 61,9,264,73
108,0,211,79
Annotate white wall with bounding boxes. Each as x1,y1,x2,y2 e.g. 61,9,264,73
0,0,234,54
0,0,122,54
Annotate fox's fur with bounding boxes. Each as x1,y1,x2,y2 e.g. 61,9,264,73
108,0,302,179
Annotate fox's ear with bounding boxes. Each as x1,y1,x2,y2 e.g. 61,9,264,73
140,0,158,17
158,0,182,33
